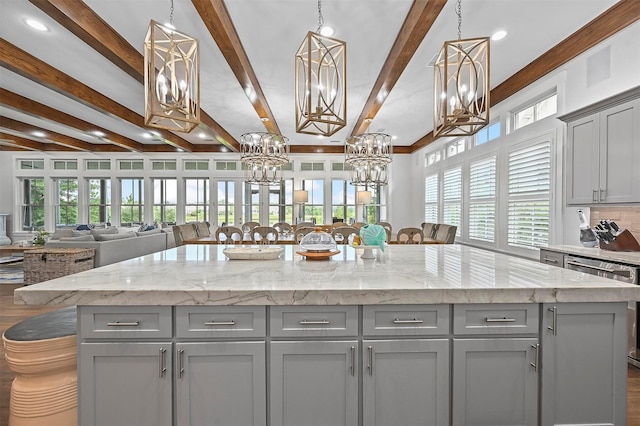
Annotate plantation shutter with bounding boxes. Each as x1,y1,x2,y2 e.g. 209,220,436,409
443,167,461,234
469,156,496,242
424,174,439,223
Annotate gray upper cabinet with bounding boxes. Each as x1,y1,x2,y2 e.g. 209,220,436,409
541,302,627,425
562,88,640,205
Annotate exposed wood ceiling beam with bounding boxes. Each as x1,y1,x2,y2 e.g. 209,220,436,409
0,131,74,151
192,0,280,135
27,0,241,152
350,0,447,136
0,38,195,152
0,116,103,151
409,0,640,153
0,88,146,152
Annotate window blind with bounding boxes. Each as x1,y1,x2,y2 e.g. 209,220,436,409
424,174,439,223
443,167,461,233
469,157,496,242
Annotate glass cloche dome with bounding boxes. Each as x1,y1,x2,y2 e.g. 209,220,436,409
299,227,338,253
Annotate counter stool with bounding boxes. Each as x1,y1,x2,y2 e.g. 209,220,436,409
2,306,77,426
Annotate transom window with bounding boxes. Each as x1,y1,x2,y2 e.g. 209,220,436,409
446,139,465,158
475,122,501,146
514,93,557,130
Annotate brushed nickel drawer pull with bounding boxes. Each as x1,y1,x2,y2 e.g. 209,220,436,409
530,343,539,371
485,317,516,323
368,346,373,376
203,320,236,326
542,257,558,263
159,347,166,378
350,346,356,377
299,320,330,325
107,320,140,327
178,349,185,379
393,318,424,324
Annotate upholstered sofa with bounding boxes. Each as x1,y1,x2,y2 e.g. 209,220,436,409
44,227,175,268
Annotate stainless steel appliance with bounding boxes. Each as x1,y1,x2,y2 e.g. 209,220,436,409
565,255,640,367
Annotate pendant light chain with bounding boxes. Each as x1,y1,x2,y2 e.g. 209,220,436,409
169,0,174,26
456,0,462,40
317,0,324,32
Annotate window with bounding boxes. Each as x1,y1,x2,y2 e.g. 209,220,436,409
331,180,356,224
268,179,294,225
86,160,111,170
53,160,77,170
20,159,44,170
443,167,462,234
120,178,144,225
331,162,354,172
119,160,144,170
217,181,236,226
55,178,78,227
243,183,261,223
468,157,496,242
426,150,441,166
88,178,111,224
300,162,324,171
363,184,386,224
21,178,45,230
151,160,176,171
424,174,439,223
215,161,237,171
184,160,209,171
185,178,209,222
507,141,551,249
514,93,557,130
153,178,177,224
302,179,324,224
446,139,465,158
475,122,501,145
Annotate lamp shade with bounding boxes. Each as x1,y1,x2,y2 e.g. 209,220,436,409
357,191,372,204
294,190,309,203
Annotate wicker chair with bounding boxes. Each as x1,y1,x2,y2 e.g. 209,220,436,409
331,226,358,244
396,227,424,244
172,223,197,246
294,227,315,243
215,226,243,244
241,222,260,234
421,222,438,239
273,222,293,234
252,226,279,244
193,221,211,237
433,224,457,244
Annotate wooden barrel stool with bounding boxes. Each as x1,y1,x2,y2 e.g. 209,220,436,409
2,307,77,426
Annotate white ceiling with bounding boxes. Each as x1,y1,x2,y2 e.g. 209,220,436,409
0,0,620,151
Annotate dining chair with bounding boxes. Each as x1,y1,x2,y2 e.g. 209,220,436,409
172,223,198,246
252,226,279,244
421,222,438,239
352,222,366,231
434,224,457,244
296,221,315,228
194,221,211,237
241,222,260,234
396,227,424,244
273,222,293,235
294,227,315,243
331,226,358,244
375,221,393,243
331,221,347,229
215,226,243,244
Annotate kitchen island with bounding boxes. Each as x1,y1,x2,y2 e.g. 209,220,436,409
15,244,640,426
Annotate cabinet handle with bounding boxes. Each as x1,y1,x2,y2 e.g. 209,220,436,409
600,189,606,202
392,318,424,324
159,347,167,378
485,317,516,322
593,189,598,202
547,306,557,335
203,320,235,326
542,257,558,264
178,349,185,379
350,346,356,377
368,346,373,376
530,343,539,371
107,320,140,327
299,320,330,325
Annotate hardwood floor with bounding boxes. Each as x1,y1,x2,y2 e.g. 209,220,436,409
1,282,640,425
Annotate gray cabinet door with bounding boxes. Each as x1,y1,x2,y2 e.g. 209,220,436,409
362,339,449,426
452,338,538,426
541,302,627,425
599,99,640,203
566,112,599,205
270,340,358,426
78,342,172,426
175,342,266,426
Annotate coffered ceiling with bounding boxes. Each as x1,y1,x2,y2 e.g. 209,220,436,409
1,0,638,154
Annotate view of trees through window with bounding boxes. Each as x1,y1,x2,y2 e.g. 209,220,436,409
21,178,44,230
55,178,78,227
120,179,144,225
89,178,111,224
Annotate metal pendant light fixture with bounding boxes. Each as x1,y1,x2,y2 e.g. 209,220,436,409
295,0,346,136
144,0,200,133
433,0,489,137
345,131,392,186
240,132,290,185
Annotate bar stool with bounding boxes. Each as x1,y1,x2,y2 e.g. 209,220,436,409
2,306,77,426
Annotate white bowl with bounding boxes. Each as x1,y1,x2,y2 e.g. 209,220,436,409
223,247,284,260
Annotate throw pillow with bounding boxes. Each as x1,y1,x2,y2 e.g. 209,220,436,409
49,229,74,240
135,228,162,236
96,231,137,241
76,224,96,231
90,227,119,239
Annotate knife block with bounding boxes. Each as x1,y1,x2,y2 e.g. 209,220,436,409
599,229,640,251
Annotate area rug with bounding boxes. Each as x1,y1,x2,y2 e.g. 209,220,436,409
0,263,24,284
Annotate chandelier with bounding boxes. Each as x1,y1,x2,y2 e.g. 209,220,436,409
295,0,346,136
345,132,392,186
433,0,489,137
144,0,199,133
240,132,290,185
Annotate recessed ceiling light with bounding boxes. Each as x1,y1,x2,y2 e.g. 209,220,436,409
198,132,207,139
492,30,507,41
32,131,46,138
260,117,269,122
142,132,153,139
91,130,106,138
319,26,334,37
25,18,49,32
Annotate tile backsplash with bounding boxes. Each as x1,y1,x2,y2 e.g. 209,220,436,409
590,207,640,243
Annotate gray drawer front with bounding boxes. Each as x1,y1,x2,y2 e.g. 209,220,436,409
176,306,266,338
270,306,358,337
453,304,539,335
539,249,564,267
79,306,172,339
363,305,450,336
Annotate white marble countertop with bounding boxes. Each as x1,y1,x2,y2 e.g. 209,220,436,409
542,245,640,266
15,244,640,306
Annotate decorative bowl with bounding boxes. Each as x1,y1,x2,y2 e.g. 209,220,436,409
223,247,284,260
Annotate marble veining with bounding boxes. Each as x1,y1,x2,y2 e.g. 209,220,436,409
15,244,640,306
